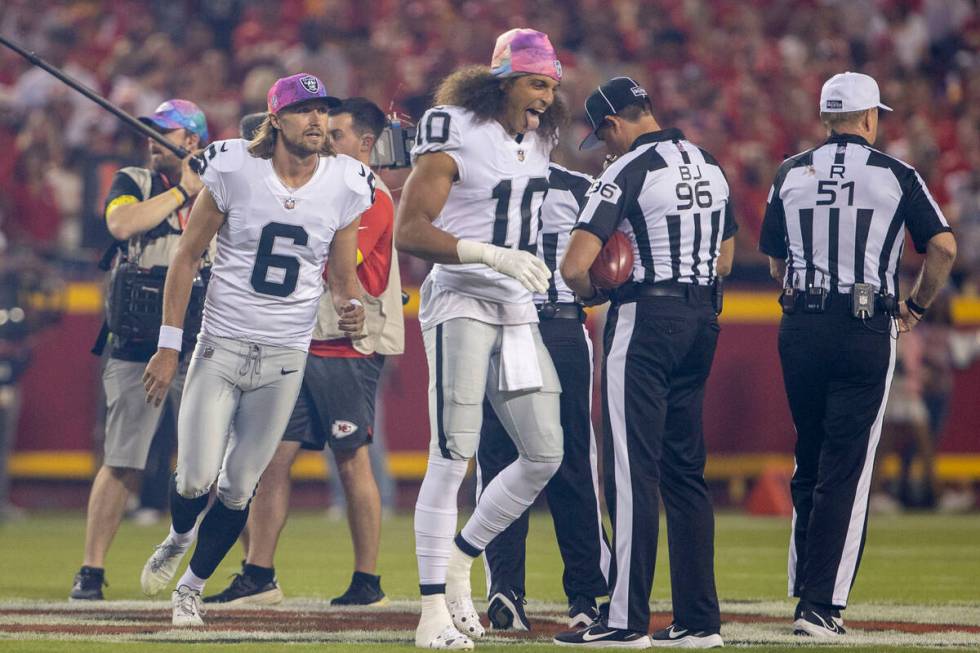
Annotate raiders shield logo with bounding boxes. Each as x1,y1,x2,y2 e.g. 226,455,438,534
300,76,320,94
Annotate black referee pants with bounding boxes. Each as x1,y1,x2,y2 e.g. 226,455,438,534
477,315,610,602
602,291,720,634
778,300,895,610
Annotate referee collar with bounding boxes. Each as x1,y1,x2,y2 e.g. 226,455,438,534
826,131,871,147
629,127,685,152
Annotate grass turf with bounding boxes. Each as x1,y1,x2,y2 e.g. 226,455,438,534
0,509,978,651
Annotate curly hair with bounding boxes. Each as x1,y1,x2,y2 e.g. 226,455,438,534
433,65,569,146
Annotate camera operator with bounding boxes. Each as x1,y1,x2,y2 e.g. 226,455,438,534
70,100,212,600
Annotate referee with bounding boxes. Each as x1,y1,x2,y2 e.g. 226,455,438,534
477,163,610,632
758,72,957,638
557,77,733,649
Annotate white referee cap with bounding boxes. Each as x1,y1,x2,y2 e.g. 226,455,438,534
819,72,892,113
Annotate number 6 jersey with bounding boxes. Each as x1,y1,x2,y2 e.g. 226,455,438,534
198,138,374,350
411,105,555,329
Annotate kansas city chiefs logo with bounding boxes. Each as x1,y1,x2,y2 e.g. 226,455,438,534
331,420,358,438
300,76,320,94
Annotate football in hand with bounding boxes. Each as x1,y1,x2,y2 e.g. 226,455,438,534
590,231,634,289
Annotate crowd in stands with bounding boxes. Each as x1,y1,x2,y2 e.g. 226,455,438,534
0,0,978,288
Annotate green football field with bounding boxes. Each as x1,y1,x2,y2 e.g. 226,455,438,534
0,510,977,651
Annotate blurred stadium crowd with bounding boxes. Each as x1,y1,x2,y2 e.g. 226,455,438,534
0,0,978,288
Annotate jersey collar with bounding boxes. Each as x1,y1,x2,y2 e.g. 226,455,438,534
629,127,685,152
826,132,871,147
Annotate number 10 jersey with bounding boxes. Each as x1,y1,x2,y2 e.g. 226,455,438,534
198,138,374,350
411,105,554,329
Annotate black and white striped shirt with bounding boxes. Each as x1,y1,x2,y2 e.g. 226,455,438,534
574,128,737,285
536,163,593,304
759,133,951,296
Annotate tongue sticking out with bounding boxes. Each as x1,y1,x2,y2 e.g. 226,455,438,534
525,109,541,131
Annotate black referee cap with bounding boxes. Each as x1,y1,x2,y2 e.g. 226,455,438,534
579,77,650,150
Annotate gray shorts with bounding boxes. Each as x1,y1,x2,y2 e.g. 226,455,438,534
282,354,385,453
102,357,187,470
174,333,307,509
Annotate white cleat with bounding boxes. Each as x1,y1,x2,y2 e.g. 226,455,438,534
447,596,486,639
141,536,191,596
416,623,474,650
172,585,205,627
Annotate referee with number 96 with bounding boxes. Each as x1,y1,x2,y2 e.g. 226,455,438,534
759,72,956,638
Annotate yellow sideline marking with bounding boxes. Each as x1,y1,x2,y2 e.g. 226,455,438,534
60,283,980,324
9,451,980,481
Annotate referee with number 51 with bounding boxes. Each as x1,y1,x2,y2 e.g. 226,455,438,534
759,72,956,639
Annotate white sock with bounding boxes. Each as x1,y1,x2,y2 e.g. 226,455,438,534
460,457,560,550
445,545,476,601
415,455,469,586
169,524,196,547
176,568,207,593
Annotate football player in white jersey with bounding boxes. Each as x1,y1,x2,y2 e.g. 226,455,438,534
138,73,374,627
395,29,568,649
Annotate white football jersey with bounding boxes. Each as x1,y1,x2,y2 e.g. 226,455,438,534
411,105,554,328
198,139,374,350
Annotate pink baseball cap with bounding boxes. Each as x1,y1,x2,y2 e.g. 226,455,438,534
267,73,340,115
490,28,562,82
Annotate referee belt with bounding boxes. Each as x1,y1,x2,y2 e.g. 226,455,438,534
611,280,710,305
782,289,898,315
536,302,585,321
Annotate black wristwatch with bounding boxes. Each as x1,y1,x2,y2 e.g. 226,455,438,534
905,296,927,319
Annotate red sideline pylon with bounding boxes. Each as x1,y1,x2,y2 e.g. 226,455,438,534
745,466,793,516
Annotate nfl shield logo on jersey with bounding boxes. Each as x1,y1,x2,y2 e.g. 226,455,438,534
284,198,296,210
300,76,320,94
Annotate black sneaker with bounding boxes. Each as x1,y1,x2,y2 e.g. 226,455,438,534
793,600,846,637
488,588,531,631
568,596,600,629
651,623,724,648
69,567,106,601
203,573,283,606
330,571,388,606
554,623,651,648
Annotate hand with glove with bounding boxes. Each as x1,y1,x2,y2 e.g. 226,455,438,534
456,240,551,294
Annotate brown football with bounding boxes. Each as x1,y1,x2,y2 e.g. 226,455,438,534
590,230,634,289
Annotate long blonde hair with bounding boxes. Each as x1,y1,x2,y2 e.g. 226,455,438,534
247,114,336,159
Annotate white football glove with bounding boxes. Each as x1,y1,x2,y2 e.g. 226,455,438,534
457,240,551,294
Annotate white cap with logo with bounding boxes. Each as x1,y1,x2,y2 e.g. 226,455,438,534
819,72,892,113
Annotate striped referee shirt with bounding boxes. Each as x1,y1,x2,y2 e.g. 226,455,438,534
536,163,593,304
759,133,952,296
574,128,737,285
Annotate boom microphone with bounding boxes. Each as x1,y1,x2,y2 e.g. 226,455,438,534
0,34,203,171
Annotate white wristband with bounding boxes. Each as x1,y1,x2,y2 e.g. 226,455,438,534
158,325,183,352
456,239,493,265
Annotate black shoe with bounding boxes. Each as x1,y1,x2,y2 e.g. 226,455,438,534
567,596,600,629
650,623,724,648
330,571,388,606
793,600,846,637
69,566,106,601
203,573,283,606
554,623,651,648
487,588,531,631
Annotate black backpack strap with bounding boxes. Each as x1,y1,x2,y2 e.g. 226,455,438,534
91,320,111,356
